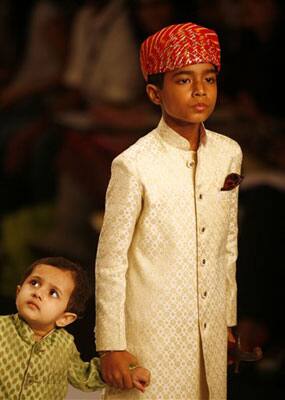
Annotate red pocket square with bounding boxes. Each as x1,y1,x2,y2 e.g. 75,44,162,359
221,173,244,191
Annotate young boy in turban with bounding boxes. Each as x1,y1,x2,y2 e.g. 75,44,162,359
95,22,243,399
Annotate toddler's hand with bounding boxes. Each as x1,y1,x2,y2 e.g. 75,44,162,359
131,367,151,393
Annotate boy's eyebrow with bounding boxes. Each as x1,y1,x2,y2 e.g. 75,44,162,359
29,274,42,281
29,275,63,295
172,67,217,77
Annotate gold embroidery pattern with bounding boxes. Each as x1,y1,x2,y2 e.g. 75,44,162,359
96,119,242,399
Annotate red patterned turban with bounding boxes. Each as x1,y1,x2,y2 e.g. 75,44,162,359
140,22,221,80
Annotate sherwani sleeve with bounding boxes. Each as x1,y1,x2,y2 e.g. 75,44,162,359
95,156,143,350
68,340,105,391
225,145,243,327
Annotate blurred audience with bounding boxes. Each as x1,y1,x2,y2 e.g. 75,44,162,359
207,0,285,161
0,0,68,109
30,0,192,260
0,0,37,86
0,0,194,292
0,0,74,212
196,1,285,387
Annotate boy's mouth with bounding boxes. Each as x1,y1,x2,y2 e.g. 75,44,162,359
27,301,40,310
192,103,208,112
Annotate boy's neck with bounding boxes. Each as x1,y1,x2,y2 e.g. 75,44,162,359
34,332,46,342
31,325,55,341
178,128,200,151
163,115,201,151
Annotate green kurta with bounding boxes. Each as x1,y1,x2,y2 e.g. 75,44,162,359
0,314,104,399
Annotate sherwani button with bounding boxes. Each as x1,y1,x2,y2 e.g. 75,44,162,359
25,375,34,386
95,118,242,399
201,227,205,232
202,259,206,265
34,344,41,354
186,160,195,168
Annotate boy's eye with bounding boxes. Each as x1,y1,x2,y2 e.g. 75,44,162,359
50,289,59,298
178,78,191,84
205,76,216,84
30,279,40,287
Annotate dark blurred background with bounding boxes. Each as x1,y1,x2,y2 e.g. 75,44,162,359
0,1,284,398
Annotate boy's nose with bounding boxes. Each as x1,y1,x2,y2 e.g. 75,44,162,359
32,291,42,301
192,81,206,96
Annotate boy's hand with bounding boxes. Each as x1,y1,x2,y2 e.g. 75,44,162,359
227,327,236,365
228,327,236,344
131,367,151,393
100,350,138,390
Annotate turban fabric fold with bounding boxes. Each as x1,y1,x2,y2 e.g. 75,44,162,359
140,22,221,80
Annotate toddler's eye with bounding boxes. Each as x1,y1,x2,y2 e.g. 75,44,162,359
50,289,59,298
30,279,40,287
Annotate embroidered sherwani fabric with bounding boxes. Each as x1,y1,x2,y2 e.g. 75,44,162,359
95,118,242,400
0,314,104,400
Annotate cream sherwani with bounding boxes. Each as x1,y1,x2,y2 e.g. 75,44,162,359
95,118,242,399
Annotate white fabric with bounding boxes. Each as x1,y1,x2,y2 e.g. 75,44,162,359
95,119,242,399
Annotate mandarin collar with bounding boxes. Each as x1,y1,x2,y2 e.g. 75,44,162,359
157,118,207,151
13,313,56,345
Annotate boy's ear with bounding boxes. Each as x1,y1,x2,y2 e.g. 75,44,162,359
56,312,77,328
146,84,161,106
16,285,21,297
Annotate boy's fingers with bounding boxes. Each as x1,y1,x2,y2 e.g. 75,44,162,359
144,378,150,387
101,369,112,384
109,367,134,389
102,367,123,388
100,351,136,388
122,371,133,389
133,380,145,392
111,370,125,389
227,328,236,343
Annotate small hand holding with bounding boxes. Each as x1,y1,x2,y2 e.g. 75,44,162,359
131,367,151,393
100,351,138,390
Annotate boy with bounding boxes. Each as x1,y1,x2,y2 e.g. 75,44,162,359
0,257,150,399
95,22,243,399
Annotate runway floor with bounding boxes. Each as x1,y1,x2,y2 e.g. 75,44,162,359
66,386,103,399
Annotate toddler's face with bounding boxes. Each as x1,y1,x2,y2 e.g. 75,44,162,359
16,264,75,334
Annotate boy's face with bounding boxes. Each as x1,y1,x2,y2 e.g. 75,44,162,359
16,264,76,334
147,63,217,128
